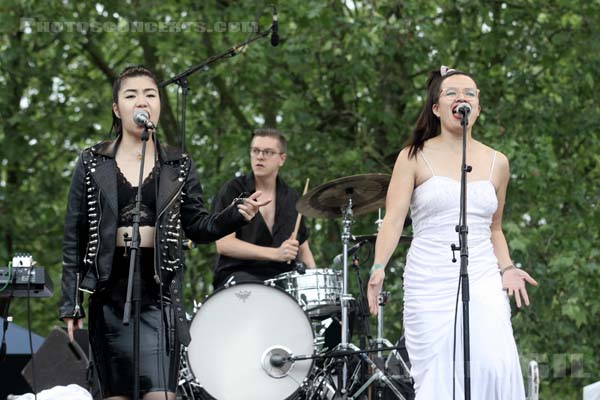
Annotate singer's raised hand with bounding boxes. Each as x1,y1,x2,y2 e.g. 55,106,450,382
237,191,271,221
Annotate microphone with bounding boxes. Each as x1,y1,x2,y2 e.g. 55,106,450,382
332,240,369,265
270,354,288,368
455,102,471,117
261,346,293,378
133,110,155,129
270,6,279,47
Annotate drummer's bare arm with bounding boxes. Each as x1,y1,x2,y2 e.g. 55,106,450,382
216,233,299,263
368,148,416,315
298,240,316,268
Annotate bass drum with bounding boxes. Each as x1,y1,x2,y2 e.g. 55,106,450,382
186,282,315,400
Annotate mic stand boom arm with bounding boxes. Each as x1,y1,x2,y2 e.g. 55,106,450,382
159,24,276,153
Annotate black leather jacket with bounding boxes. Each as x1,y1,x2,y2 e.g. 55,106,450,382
59,138,246,324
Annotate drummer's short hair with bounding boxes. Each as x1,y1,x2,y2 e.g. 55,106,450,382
252,128,287,153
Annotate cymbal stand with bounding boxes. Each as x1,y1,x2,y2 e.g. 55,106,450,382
376,291,391,359
372,292,412,400
335,291,406,400
373,208,411,385
375,208,384,232
335,189,354,397
347,207,407,400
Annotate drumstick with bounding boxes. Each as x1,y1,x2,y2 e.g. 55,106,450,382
288,178,310,265
291,178,310,241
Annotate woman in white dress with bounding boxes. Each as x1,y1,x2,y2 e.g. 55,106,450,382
367,66,538,399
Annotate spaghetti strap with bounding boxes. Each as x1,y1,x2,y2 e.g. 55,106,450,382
420,151,436,177
489,151,498,180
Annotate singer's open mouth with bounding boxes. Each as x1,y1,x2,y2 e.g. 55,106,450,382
452,102,468,116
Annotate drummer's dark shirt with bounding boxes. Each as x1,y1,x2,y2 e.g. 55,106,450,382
211,173,309,287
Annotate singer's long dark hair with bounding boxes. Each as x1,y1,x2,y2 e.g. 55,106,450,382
110,65,160,137
406,69,478,158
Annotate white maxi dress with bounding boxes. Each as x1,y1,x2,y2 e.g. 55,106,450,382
403,152,526,399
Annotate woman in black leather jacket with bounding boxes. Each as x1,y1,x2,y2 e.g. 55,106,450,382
59,65,269,400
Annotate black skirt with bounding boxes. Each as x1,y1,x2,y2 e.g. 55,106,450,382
88,248,180,397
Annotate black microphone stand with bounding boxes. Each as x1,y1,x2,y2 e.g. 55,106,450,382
451,110,472,400
159,22,276,153
122,126,152,400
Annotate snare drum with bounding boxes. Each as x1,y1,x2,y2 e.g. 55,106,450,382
186,282,315,400
268,268,342,318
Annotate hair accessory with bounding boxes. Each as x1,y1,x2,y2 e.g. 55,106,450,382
440,65,456,77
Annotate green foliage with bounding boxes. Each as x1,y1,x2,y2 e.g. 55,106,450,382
1,1,598,397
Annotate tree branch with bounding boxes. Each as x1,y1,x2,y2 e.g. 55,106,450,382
80,35,117,86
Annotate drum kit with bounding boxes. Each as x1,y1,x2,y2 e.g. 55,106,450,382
177,174,415,400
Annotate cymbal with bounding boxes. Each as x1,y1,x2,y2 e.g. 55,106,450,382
296,174,391,219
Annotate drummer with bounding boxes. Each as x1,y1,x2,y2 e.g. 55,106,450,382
212,128,316,288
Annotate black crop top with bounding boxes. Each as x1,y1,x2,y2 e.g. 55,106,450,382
117,166,157,227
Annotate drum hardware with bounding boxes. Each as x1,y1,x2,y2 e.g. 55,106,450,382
223,274,236,287
262,346,296,378
351,234,413,245
268,344,411,400
186,282,315,400
177,349,211,400
312,318,333,353
376,291,390,358
344,343,407,400
176,174,417,400
177,276,412,400
296,174,411,398
338,188,355,394
191,299,201,314
296,174,391,219
266,268,343,318
369,291,414,399
307,370,337,400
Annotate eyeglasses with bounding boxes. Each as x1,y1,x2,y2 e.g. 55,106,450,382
250,147,282,158
439,87,480,99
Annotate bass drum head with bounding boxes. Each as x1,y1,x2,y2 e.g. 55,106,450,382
187,282,314,400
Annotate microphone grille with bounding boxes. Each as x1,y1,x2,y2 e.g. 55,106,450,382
459,103,471,111
133,109,149,121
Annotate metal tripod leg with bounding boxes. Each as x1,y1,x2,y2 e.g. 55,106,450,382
382,338,411,381
345,343,406,400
